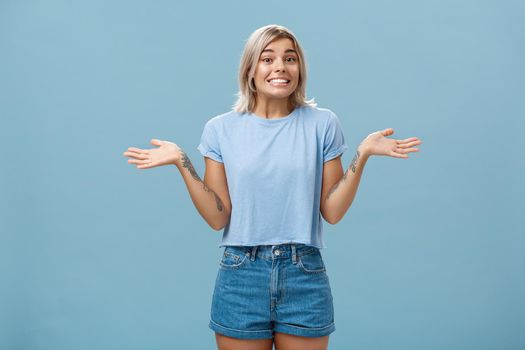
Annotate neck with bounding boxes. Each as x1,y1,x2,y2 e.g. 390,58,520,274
252,96,293,119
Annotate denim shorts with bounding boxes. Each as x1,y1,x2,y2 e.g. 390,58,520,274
209,243,335,339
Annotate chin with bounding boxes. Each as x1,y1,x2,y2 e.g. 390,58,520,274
266,95,292,101
264,90,294,99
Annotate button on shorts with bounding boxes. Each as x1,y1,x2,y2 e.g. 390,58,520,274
209,243,335,339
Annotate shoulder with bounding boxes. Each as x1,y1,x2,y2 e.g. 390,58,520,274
202,110,239,129
300,105,336,120
299,105,339,130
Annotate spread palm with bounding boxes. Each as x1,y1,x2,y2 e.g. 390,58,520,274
360,128,422,158
123,139,182,169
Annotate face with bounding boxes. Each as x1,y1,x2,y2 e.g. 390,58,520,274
252,37,300,103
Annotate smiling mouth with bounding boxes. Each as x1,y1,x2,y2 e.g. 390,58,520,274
267,79,291,86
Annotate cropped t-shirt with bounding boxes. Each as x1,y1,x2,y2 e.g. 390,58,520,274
197,105,349,249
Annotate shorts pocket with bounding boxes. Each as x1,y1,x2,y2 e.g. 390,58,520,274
297,249,326,273
219,248,249,270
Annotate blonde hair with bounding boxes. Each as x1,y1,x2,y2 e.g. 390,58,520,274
232,24,317,113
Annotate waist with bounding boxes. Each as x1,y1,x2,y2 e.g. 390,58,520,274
224,243,318,260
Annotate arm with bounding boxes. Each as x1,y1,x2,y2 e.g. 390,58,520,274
123,138,231,231
320,146,369,225
320,128,422,224
175,153,232,231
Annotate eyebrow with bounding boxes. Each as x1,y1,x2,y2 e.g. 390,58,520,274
261,49,297,54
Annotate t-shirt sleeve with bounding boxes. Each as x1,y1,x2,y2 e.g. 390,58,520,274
323,111,349,162
197,120,223,163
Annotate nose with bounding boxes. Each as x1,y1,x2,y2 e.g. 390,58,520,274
274,58,286,72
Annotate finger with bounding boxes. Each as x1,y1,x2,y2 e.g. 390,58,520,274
123,151,148,160
381,128,394,136
396,137,419,144
396,140,422,148
150,139,163,147
127,147,147,154
137,162,155,169
395,147,407,154
397,146,420,154
391,150,409,158
128,158,150,165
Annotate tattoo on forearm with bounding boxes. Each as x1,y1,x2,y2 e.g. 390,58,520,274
181,151,201,181
350,150,360,173
180,151,224,212
325,150,361,201
211,191,224,211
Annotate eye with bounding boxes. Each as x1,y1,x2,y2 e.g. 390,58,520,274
287,57,297,62
262,57,272,63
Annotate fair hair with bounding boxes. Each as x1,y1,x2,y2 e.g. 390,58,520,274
232,24,317,113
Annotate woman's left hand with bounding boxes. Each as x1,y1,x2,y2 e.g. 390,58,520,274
358,128,422,159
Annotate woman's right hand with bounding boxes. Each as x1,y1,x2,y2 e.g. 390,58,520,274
123,139,184,169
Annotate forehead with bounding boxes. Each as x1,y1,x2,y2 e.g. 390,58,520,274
261,37,296,54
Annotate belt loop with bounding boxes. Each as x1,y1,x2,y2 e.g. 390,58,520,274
291,244,297,264
250,246,258,261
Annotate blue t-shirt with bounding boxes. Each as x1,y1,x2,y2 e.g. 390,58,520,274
197,105,349,249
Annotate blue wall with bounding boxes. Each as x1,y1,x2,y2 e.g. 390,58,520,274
1,0,523,349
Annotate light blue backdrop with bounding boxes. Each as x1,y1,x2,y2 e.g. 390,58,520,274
1,0,523,349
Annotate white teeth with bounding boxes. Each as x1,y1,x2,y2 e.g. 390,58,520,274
269,79,289,83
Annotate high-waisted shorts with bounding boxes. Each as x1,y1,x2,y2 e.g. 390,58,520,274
209,243,335,339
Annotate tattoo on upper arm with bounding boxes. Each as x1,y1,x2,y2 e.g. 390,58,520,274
180,152,224,212
325,150,361,200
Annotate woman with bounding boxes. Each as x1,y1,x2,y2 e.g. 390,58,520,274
123,24,422,350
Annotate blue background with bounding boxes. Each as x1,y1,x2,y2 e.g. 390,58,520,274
1,0,523,349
